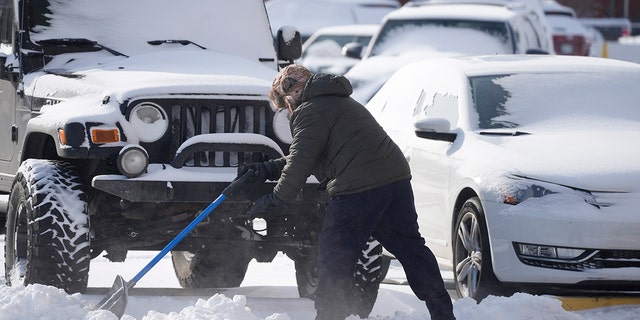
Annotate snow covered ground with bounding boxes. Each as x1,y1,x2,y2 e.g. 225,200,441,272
1,234,639,320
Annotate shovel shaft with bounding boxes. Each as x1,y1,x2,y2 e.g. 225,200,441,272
131,193,227,283
97,169,255,317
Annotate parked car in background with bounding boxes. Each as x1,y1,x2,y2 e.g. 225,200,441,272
299,24,378,75
579,17,632,41
265,0,398,42
345,1,554,104
366,54,640,301
541,0,593,56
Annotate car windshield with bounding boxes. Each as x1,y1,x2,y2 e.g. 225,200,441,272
369,18,512,57
25,0,275,60
470,71,640,130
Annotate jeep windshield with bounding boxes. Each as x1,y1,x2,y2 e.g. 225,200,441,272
26,0,276,61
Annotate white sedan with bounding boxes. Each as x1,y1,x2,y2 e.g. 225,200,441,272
365,54,640,300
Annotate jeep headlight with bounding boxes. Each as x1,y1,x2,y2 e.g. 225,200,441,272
273,108,293,144
117,144,149,178
129,102,168,142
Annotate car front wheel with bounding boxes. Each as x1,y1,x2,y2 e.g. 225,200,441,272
453,197,503,301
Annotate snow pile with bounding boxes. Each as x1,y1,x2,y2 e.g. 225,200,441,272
139,295,289,320
0,284,116,320
3,282,640,320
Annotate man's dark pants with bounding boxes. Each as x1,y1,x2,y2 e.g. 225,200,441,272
314,179,455,320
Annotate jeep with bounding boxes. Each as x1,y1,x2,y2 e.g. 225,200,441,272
0,0,388,305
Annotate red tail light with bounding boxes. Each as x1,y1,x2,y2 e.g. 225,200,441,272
552,35,590,56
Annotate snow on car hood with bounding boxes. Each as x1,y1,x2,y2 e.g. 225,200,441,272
23,50,277,103
473,127,640,192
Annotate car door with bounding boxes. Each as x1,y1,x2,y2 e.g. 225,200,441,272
407,86,459,259
0,1,16,163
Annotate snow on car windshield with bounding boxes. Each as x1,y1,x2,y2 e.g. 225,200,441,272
369,19,511,57
470,71,640,130
26,0,275,60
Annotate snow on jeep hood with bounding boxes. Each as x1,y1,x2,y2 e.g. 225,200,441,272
23,50,277,103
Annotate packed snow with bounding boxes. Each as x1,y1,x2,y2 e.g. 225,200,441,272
1,237,639,320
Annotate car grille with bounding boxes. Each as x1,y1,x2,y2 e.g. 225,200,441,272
519,249,640,271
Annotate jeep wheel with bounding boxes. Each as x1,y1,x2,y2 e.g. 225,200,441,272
4,159,90,293
294,237,389,318
172,246,252,288
294,253,319,299
352,238,390,318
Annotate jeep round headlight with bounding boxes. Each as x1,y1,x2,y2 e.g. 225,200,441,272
129,102,168,142
273,109,293,144
117,144,149,178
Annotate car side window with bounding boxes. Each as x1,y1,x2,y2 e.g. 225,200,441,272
419,89,459,127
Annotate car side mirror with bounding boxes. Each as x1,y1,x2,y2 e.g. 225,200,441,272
342,42,364,59
276,26,302,63
414,117,457,142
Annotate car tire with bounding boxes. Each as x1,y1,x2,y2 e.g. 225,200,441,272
4,159,90,294
453,197,505,301
294,237,389,318
171,246,252,288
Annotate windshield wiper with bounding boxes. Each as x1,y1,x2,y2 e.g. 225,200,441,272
478,131,531,136
36,38,128,57
147,39,207,50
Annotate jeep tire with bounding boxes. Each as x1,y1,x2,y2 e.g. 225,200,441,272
4,159,90,294
172,245,252,288
294,238,390,318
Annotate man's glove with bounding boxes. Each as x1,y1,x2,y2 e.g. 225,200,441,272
237,159,284,183
248,193,287,218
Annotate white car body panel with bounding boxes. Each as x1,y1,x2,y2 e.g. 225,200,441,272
366,54,640,288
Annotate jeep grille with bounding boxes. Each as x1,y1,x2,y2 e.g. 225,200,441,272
130,98,276,167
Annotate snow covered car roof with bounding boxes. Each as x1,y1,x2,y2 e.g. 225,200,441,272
425,54,640,77
386,3,518,21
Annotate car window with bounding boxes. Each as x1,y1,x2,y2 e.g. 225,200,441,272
469,72,640,130
423,92,459,126
369,18,511,57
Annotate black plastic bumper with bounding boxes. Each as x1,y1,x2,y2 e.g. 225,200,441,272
92,175,323,203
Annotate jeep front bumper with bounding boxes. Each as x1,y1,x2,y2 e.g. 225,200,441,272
92,165,322,203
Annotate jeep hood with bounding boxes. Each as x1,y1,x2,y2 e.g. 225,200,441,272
23,50,277,103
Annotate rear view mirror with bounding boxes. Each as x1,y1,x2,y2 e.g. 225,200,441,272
342,42,364,59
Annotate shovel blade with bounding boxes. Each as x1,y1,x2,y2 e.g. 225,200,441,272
96,275,129,318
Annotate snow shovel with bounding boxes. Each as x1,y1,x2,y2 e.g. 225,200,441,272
95,169,255,318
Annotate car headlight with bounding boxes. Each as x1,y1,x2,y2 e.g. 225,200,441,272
503,183,557,205
117,144,149,178
129,102,168,142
